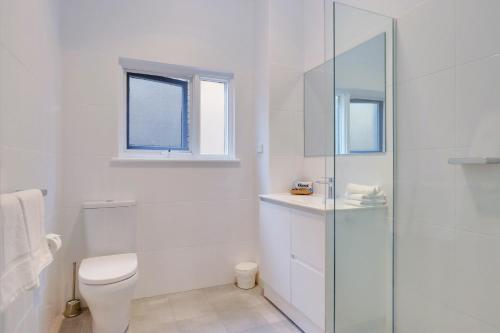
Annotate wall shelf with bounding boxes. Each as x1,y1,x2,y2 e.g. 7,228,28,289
448,157,500,165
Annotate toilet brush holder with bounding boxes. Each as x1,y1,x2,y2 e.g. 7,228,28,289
64,262,82,318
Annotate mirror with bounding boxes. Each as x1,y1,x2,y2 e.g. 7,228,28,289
304,33,386,156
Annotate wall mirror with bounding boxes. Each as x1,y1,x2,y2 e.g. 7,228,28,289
304,33,386,156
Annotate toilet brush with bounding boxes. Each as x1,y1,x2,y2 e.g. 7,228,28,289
64,262,82,318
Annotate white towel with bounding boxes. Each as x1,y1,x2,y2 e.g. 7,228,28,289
0,194,37,312
13,190,53,285
344,199,386,207
346,191,386,200
345,183,381,196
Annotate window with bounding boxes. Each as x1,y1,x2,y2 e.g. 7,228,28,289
335,93,385,154
127,73,189,151
348,99,384,153
119,58,235,161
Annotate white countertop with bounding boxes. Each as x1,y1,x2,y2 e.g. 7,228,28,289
259,193,387,213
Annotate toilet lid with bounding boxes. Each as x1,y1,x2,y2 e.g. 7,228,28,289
79,253,137,285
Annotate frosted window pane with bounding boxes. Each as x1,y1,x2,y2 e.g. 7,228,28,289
349,102,382,152
200,80,226,155
128,74,188,150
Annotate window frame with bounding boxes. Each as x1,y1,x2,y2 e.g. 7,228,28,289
118,57,236,161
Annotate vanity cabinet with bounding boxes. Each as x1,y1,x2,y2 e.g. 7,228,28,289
259,200,326,332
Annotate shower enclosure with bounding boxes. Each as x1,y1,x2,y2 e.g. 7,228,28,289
304,2,395,332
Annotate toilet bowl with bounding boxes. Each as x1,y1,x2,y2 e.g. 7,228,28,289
79,253,138,333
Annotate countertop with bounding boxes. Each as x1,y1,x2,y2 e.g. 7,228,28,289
259,193,387,214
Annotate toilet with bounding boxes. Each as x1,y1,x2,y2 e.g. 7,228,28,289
79,200,138,333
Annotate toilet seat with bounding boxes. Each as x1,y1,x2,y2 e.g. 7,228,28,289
79,253,137,285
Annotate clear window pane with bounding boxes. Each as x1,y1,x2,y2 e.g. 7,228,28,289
128,73,188,150
200,80,226,155
349,101,382,152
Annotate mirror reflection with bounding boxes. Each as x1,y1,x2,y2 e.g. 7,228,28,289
304,33,386,156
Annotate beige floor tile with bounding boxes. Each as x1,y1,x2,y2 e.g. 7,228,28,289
128,320,179,333
59,309,92,333
270,321,302,333
58,284,296,333
176,313,228,333
241,321,302,333
131,294,176,324
251,303,287,324
169,289,216,321
217,307,268,333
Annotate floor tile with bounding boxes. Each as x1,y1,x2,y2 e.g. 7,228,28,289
58,284,297,333
252,303,288,324
128,320,179,333
218,307,268,333
131,294,175,324
177,313,228,333
169,289,216,321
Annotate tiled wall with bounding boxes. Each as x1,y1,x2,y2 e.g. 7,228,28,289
0,0,64,332
267,1,306,193
395,0,500,331
59,0,258,299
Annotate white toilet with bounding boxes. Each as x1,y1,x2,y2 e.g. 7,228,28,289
79,200,138,333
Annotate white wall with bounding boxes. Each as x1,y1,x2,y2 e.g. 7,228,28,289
0,0,64,332
396,0,500,332
59,0,258,299
255,0,305,194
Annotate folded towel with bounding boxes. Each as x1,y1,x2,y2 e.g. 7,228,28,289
345,183,381,195
0,194,37,312
13,190,53,286
346,191,385,200
344,199,386,207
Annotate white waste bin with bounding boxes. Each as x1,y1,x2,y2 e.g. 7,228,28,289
235,262,258,289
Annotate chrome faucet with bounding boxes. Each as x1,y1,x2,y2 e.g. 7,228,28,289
315,177,335,199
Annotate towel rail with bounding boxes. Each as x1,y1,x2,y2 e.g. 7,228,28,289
12,189,48,196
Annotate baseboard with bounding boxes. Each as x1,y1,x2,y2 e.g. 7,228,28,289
49,314,64,333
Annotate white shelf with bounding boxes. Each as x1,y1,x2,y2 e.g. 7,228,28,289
448,157,500,165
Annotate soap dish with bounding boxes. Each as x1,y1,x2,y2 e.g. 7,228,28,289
290,188,313,195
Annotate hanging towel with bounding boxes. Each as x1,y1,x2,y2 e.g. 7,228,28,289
13,190,53,285
0,194,37,313
345,183,381,196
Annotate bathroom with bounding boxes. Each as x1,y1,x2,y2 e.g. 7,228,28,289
1,0,499,332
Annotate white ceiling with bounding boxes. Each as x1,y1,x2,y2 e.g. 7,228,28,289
335,0,428,18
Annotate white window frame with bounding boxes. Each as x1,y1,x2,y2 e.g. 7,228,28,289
116,57,237,162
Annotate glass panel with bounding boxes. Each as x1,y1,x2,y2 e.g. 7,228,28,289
127,73,188,150
323,2,394,333
200,80,227,155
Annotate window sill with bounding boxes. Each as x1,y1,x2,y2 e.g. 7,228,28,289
110,156,240,164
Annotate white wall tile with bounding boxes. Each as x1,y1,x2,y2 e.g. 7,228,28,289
396,148,455,227
454,231,500,328
269,64,303,113
396,0,455,82
397,68,456,150
0,1,63,332
456,0,500,65
395,221,455,306
456,54,500,153
268,0,304,67
60,0,259,300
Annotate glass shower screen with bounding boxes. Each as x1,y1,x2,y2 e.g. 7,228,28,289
324,2,395,333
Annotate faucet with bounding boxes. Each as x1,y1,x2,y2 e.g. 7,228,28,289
315,177,335,199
